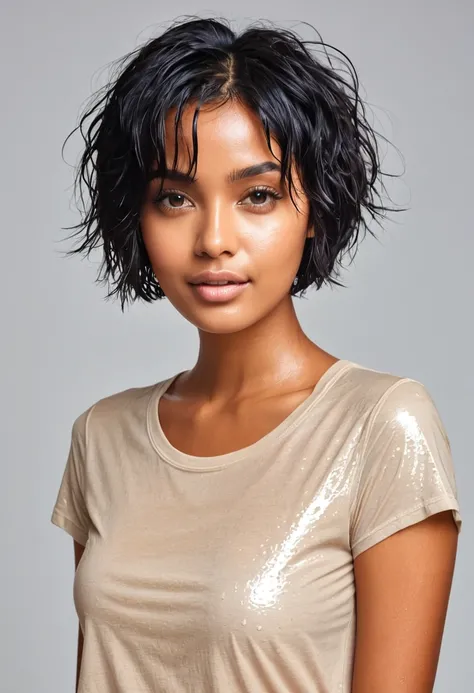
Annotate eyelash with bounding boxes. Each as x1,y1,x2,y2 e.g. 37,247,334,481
152,185,283,213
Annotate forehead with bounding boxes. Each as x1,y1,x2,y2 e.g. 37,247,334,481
162,99,282,169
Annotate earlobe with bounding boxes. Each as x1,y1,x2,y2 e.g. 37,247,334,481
306,225,315,239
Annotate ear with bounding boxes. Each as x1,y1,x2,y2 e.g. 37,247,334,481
306,224,315,239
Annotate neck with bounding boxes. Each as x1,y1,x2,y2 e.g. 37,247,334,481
186,295,331,399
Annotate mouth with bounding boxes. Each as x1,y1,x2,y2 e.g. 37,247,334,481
189,280,251,303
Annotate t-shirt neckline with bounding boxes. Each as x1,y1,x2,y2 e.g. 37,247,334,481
147,358,353,472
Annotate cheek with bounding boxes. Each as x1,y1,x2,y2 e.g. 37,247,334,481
141,221,187,278
246,217,307,277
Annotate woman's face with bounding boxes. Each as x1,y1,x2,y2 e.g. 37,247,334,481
140,99,313,334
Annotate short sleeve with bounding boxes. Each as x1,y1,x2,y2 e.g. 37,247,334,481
350,378,462,558
51,407,94,546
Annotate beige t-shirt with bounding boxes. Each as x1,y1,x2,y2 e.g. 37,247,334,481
51,358,462,693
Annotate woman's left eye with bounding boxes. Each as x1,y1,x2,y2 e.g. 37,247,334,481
241,187,283,208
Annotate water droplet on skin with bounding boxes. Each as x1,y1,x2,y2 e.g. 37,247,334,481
256,625,262,631
241,619,247,626
221,592,225,600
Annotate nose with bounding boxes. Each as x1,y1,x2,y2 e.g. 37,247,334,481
193,199,238,258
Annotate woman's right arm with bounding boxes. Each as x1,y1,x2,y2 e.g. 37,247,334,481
74,540,85,693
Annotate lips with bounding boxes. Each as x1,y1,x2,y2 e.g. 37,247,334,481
189,269,249,285
189,279,250,303
188,269,251,302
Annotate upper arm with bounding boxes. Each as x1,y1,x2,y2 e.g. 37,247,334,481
352,511,459,693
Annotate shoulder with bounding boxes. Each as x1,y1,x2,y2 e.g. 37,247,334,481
337,360,450,455
345,363,461,557
339,360,437,424
69,374,175,439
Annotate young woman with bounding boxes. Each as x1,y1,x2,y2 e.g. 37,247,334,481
51,16,462,693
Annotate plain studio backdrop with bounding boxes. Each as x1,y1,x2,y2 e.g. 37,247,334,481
1,1,472,691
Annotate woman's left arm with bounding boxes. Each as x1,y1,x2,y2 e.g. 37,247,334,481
352,510,459,693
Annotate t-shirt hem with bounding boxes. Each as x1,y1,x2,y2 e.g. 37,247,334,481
351,494,461,558
51,509,89,546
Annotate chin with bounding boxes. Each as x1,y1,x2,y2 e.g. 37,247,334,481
168,302,261,335
190,312,259,335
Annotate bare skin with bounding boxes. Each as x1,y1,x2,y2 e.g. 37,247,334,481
73,98,458,692
352,511,458,693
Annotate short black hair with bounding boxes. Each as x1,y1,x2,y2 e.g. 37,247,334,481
63,15,399,311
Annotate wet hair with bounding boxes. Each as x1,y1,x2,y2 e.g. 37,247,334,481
64,15,399,311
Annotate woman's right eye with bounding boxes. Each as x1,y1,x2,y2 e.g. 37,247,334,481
154,191,193,211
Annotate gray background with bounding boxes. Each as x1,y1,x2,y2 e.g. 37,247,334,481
1,1,472,691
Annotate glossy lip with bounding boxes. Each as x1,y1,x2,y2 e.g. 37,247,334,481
188,269,250,284
190,281,250,303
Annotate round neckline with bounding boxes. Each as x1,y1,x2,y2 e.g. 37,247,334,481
146,358,353,472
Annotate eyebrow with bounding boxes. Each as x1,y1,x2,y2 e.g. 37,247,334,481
150,161,281,184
